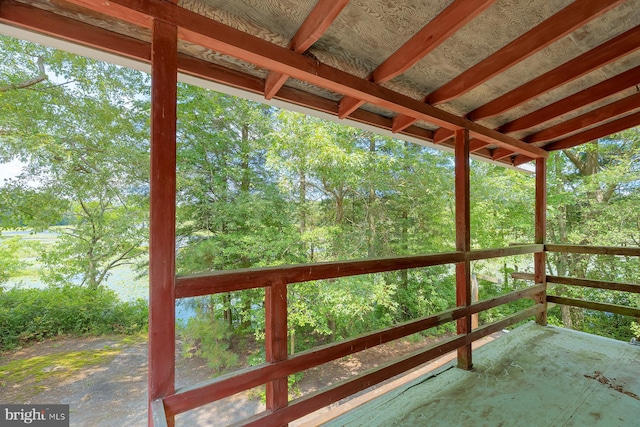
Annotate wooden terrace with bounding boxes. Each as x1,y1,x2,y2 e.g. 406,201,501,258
1,1,639,426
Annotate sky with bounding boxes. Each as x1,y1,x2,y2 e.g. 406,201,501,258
0,159,24,182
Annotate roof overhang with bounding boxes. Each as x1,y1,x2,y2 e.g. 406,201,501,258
1,0,639,167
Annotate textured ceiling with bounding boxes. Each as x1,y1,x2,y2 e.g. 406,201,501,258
2,0,640,166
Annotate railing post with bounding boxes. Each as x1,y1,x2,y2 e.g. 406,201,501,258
455,129,472,370
149,16,178,427
535,157,547,325
265,279,289,423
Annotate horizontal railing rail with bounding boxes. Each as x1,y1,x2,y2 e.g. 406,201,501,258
545,244,640,257
163,284,544,415
236,305,544,427
512,273,640,294
514,245,640,327
546,295,640,318
176,244,542,298
156,245,546,424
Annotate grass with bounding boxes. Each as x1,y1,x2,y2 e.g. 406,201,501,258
0,346,121,401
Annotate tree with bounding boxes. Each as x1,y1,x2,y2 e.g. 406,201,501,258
546,131,640,336
0,36,150,288
175,87,302,333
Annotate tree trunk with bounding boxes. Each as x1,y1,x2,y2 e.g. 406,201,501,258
367,137,376,258
223,293,232,329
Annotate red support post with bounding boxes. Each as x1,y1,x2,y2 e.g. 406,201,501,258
534,158,547,325
265,280,289,422
455,129,472,370
148,18,178,427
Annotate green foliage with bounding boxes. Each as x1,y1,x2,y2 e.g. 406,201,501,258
179,311,238,373
0,285,148,350
631,322,640,339
2,33,639,363
0,237,30,283
0,36,150,288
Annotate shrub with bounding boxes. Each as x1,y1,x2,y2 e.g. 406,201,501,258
0,285,148,350
179,313,237,372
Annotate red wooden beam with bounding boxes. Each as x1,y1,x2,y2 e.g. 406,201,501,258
241,305,542,427
534,158,547,325
513,155,534,166
338,0,495,118
454,129,472,370
498,65,640,134
432,63,640,150
163,282,544,415
491,147,517,161
525,92,640,144
264,0,349,99
467,25,640,121
148,18,177,427
30,0,546,158
377,0,496,84
0,0,151,61
62,0,153,28
265,281,288,417
432,127,454,144
427,0,624,105
290,0,349,53
544,110,640,151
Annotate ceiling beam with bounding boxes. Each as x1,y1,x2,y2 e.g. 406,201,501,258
0,1,435,147
432,127,454,144
338,0,495,118
389,0,624,134
493,92,640,160
491,146,524,161
264,0,349,100
513,155,534,166
498,65,640,134
0,0,151,60
467,25,640,121
544,110,640,151
525,92,640,144
426,0,624,105
63,0,152,28
90,0,545,158
435,63,640,150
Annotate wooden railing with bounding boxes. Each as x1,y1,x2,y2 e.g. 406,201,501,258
152,244,545,426
513,244,640,320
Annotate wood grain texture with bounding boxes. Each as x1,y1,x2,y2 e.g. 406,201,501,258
543,110,640,151
238,304,543,427
498,65,640,134
264,0,349,99
149,17,177,427
373,0,496,84
467,25,640,121
545,244,640,256
525,92,640,144
427,0,624,105
163,284,543,415
547,295,640,318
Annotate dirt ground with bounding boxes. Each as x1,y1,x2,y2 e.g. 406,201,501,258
0,334,443,426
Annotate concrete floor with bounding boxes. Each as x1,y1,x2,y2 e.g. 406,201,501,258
324,322,640,427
